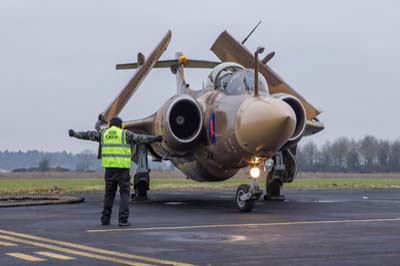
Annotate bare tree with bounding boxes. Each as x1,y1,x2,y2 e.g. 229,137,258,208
76,149,96,171
318,141,332,171
359,135,378,171
38,158,50,171
330,137,350,169
377,140,390,171
389,139,400,172
345,140,360,171
302,140,318,171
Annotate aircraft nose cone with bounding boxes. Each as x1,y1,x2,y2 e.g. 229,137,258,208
235,97,297,153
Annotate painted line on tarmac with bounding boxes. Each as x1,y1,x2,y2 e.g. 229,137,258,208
6,252,46,262
87,217,400,233
0,240,17,246
0,229,193,266
35,251,76,260
0,234,154,266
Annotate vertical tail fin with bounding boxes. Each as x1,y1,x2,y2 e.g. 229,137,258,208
175,52,187,94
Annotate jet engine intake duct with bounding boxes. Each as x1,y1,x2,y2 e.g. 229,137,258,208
164,96,203,150
273,93,306,148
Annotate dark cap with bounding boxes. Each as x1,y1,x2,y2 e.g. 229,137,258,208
110,117,123,128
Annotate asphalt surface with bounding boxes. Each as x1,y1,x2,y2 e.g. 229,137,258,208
1,188,400,266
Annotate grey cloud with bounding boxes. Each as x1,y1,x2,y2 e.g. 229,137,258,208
0,0,399,152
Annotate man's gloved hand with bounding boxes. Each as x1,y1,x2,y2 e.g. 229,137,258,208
95,119,106,132
155,135,163,142
68,129,76,137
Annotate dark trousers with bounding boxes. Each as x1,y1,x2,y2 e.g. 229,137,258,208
101,168,131,223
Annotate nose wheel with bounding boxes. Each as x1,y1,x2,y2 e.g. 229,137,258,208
236,185,254,212
236,179,262,212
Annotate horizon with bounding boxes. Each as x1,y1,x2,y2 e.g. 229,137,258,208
0,134,399,153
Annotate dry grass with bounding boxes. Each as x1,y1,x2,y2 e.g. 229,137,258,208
3,171,400,180
296,172,400,179
0,170,184,179
1,171,400,195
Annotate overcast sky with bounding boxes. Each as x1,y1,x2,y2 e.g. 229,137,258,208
1,0,399,153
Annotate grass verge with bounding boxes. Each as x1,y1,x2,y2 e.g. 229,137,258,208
1,177,400,194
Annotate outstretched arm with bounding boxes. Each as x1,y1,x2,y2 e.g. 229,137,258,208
69,129,101,142
125,131,162,144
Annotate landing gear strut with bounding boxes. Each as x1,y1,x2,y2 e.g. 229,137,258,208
131,144,150,201
264,150,298,201
236,178,262,212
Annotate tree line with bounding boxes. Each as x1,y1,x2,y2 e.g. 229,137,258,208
297,135,400,172
0,150,102,171
1,136,399,172
0,149,171,172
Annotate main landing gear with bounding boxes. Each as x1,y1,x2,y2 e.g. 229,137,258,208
264,150,297,201
131,144,150,201
264,178,284,201
264,152,284,201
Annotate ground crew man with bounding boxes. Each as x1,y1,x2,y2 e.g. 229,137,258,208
69,117,162,226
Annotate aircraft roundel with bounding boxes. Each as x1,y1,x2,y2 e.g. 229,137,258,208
208,112,216,144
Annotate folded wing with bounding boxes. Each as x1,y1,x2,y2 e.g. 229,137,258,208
210,31,321,120
99,30,172,123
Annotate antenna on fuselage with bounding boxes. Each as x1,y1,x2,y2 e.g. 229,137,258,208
241,20,262,45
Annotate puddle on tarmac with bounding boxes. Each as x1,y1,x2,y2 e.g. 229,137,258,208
164,202,186,205
145,231,248,243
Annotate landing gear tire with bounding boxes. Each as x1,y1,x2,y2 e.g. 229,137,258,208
264,179,284,201
268,180,281,196
132,180,148,201
236,184,255,212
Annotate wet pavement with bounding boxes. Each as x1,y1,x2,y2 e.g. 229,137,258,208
1,188,400,266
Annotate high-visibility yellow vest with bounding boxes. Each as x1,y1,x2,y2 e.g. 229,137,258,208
101,126,131,168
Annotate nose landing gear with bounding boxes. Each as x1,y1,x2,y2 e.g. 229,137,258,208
236,178,262,212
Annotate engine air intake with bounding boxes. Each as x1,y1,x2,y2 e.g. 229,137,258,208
280,96,306,141
167,98,202,143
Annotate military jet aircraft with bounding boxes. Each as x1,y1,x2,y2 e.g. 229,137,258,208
96,29,324,212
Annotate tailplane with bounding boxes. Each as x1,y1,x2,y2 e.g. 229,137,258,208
116,55,220,95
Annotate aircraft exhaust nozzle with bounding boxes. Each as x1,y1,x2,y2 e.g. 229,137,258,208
235,97,297,154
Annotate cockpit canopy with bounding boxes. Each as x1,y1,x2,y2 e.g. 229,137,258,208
205,62,269,96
